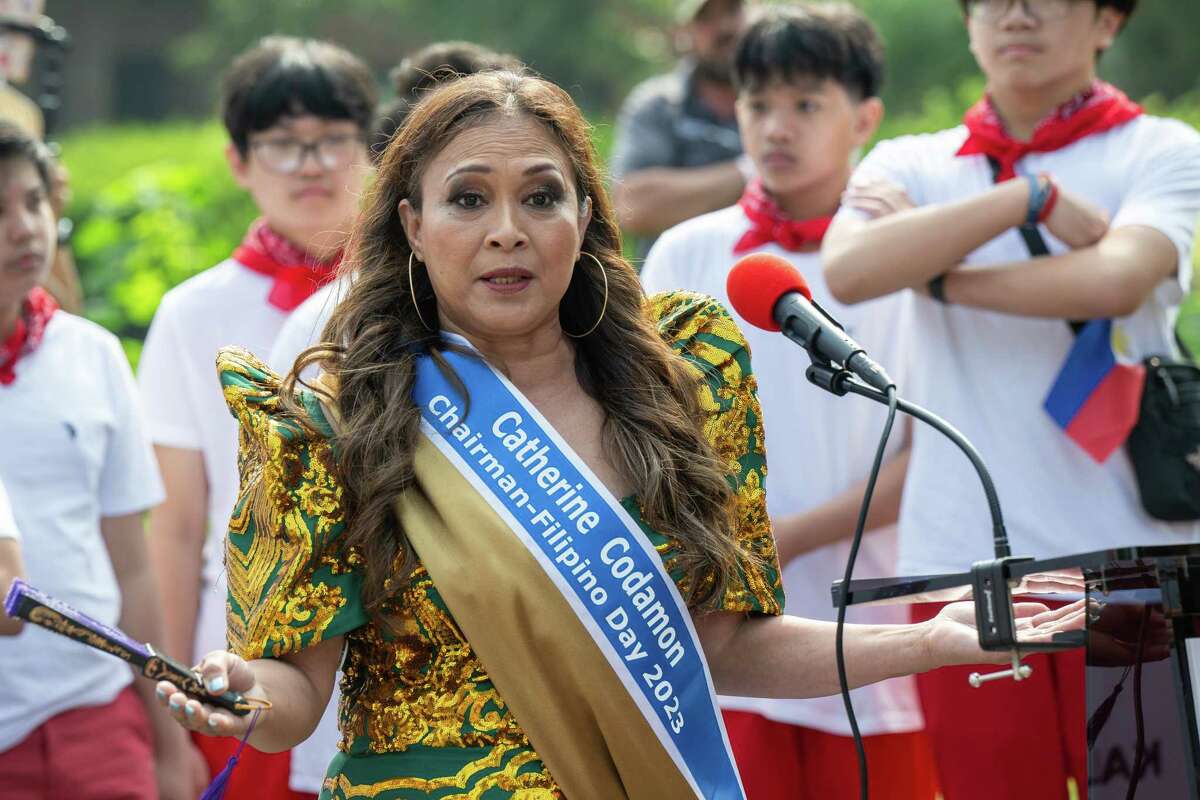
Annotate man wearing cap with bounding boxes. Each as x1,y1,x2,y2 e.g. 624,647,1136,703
610,0,750,258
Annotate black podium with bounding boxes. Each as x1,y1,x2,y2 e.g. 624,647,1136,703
834,544,1200,798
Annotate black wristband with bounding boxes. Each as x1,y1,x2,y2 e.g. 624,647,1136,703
928,273,949,303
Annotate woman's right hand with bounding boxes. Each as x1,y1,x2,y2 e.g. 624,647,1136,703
155,650,265,739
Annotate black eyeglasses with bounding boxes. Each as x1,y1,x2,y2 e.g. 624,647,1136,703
967,0,1080,23
249,133,363,174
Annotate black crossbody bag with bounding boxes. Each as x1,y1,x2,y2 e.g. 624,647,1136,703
988,157,1200,520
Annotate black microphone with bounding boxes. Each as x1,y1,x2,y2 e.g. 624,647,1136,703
726,252,894,393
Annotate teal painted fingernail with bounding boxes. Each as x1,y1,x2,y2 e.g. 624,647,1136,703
184,704,195,717
169,698,182,711
207,716,220,729
206,675,227,694
155,686,167,700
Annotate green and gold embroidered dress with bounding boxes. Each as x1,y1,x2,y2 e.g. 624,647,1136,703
219,292,785,799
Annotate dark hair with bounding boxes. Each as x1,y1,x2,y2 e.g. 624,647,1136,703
368,41,522,160
0,121,54,191
292,71,746,618
733,4,885,100
956,0,1138,19
221,36,378,156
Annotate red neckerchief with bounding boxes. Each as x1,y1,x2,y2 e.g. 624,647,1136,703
232,219,342,311
0,287,59,386
957,80,1143,180
734,179,834,254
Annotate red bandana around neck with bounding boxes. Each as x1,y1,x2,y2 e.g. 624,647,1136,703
233,219,342,311
1,286,59,386
734,178,834,254
957,80,1143,180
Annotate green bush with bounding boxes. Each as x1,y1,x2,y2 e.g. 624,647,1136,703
61,122,256,364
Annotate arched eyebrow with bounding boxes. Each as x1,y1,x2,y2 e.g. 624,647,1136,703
444,161,562,183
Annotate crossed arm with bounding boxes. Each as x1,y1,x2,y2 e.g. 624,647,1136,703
822,175,1179,318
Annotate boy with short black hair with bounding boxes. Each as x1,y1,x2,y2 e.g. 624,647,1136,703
138,36,376,799
641,6,936,798
824,1,1199,797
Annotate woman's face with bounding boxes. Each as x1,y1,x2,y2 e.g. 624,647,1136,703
399,113,591,343
0,159,55,311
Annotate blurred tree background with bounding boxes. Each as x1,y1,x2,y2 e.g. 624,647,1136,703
48,0,1200,360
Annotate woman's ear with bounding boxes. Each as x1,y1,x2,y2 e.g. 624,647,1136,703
398,198,423,261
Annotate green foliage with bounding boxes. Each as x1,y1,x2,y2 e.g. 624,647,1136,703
60,121,256,364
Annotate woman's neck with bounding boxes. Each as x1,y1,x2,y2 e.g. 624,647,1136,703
987,71,1097,141
448,319,578,395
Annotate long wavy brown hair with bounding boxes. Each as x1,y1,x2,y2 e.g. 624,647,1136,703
289,71,744,617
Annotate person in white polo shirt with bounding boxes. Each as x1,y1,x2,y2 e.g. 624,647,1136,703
642,7,935,798
0,477,26,636
137,37,375,800
823,1,1200,797
0,122,196,799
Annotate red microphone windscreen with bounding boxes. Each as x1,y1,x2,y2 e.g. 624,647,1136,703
726,253,813,332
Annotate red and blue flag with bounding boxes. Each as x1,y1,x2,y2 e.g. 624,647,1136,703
1043,319,1145,463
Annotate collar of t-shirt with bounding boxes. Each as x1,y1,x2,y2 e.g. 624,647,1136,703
233,218,342,312
0,286,58,386
734,178,834,254
956,80,1143,180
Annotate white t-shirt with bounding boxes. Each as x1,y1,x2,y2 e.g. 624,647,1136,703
642,205,923,736
0,478,18,541
137,258,338,791
0,312,164,751
839,115,1200,577
267,276,349,378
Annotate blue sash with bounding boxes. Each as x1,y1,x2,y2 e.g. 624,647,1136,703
413,344,745,800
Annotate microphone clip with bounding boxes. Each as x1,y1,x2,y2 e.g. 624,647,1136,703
805,361,855,397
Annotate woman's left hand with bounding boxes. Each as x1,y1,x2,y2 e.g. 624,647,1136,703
925,600,1086,666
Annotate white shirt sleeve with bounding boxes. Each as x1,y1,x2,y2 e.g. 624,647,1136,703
1111,130,1200,297
268,280,344,379
639,227,688,295
0,479,19,541
837,136,930,225
99,334,166,517
137,295,204,449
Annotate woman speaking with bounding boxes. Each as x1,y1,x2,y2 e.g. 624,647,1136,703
157,71,1068,799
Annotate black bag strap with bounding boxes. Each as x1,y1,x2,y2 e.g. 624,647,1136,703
984,157,1196,359
986,156,1087,336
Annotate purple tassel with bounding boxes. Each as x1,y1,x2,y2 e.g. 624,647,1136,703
199,710,262,800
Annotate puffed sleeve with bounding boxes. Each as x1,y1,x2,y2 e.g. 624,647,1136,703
641,290,784,616
218,346,367,659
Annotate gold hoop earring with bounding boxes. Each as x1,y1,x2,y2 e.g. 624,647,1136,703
408,251,434,332
564,252,608,339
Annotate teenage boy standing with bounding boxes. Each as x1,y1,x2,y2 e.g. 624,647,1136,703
641,7,935,798
138,37,375,799
823,1,1200,797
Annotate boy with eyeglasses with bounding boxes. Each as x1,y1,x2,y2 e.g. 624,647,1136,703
137,36,376,800
823,1,1200,797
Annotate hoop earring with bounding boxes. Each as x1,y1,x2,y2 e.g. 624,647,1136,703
564,252,608,339
408,251,434,332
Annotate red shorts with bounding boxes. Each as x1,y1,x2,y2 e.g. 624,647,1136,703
911,602,1087,800
722,709,940,799
0,685,155,800
193,733,317,800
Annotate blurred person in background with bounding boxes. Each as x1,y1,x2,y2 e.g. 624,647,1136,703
0,121,196,799
610,0,751,260
641,6,936,798
137,36,376,800
823,1,1200,797
269,40,521,378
